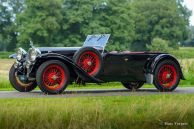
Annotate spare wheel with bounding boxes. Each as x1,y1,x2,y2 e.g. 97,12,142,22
73,47,103,77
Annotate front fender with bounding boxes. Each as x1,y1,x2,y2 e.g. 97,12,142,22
33,53,103,83
149,54,185,80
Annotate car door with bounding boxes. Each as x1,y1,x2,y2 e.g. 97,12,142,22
100,53,152,82
101,53,130,81
124,54,148,81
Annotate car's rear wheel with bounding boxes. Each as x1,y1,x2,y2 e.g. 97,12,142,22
36,60,70,94
121,82,144,90
73,47,103,77
153,60,180,92
9,65,37,92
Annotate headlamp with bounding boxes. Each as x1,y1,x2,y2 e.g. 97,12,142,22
16,48,27,61
28,48,41,61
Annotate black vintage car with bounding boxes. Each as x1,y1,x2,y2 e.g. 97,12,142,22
9,34,184,94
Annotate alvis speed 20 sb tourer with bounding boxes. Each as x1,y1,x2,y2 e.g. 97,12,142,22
9,34,185,94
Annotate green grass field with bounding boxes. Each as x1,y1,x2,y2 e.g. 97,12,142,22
0,52,13,59
0,95,194,129
171,47,194,59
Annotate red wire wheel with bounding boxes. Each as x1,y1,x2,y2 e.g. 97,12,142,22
36,60,70,94
77,51,100,76
153,60,180,92
73,47,102,77
157,64,177,88
42,65,65,90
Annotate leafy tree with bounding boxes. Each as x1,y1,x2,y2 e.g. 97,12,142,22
146,38,170,52
0,0,24,51
16,0,135,50
17,0,63,48
14,0,192,51
0,2,10,51
189,26,194,40
131,0,191,50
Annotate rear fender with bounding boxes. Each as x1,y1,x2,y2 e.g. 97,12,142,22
32,53,103,83
147,54,185,80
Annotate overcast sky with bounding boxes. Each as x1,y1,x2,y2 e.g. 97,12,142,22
184,0,194,26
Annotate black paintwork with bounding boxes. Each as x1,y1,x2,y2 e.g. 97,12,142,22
99,52,184,82
38,47,81,58
99,53,156,82
32,48,184,83
11,47,184,83
33,53,104,83
37,47,106,58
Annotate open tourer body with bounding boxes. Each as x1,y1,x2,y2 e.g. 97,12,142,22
9,34,184,94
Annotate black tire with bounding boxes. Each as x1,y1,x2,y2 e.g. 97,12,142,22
153,60,180,92
121,82,144,90
9,65,37,92
36,60,70,94
73,47,103,77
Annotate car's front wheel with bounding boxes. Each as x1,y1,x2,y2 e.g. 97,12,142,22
9,65,37,92
121,82,144,90
36,60,70,94
153,60,180,92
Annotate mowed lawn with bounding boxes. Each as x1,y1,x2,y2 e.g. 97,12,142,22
0,95,194,129
0,59,14,89
0,59,14,80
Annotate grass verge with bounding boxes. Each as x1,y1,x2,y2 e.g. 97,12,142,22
171,47,194,59
0,52,13,59
0,94,194,129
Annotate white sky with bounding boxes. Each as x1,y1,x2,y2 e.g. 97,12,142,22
184,0,194,25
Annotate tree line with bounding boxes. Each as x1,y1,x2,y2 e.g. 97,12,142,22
0,0,192,51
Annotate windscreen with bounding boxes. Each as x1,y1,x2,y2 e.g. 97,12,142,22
83,34,110,50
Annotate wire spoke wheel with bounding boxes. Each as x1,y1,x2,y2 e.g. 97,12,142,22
158,64,177,88
43,65,65,90
36,60,70,94
153,60,180,92
77,51,100,76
